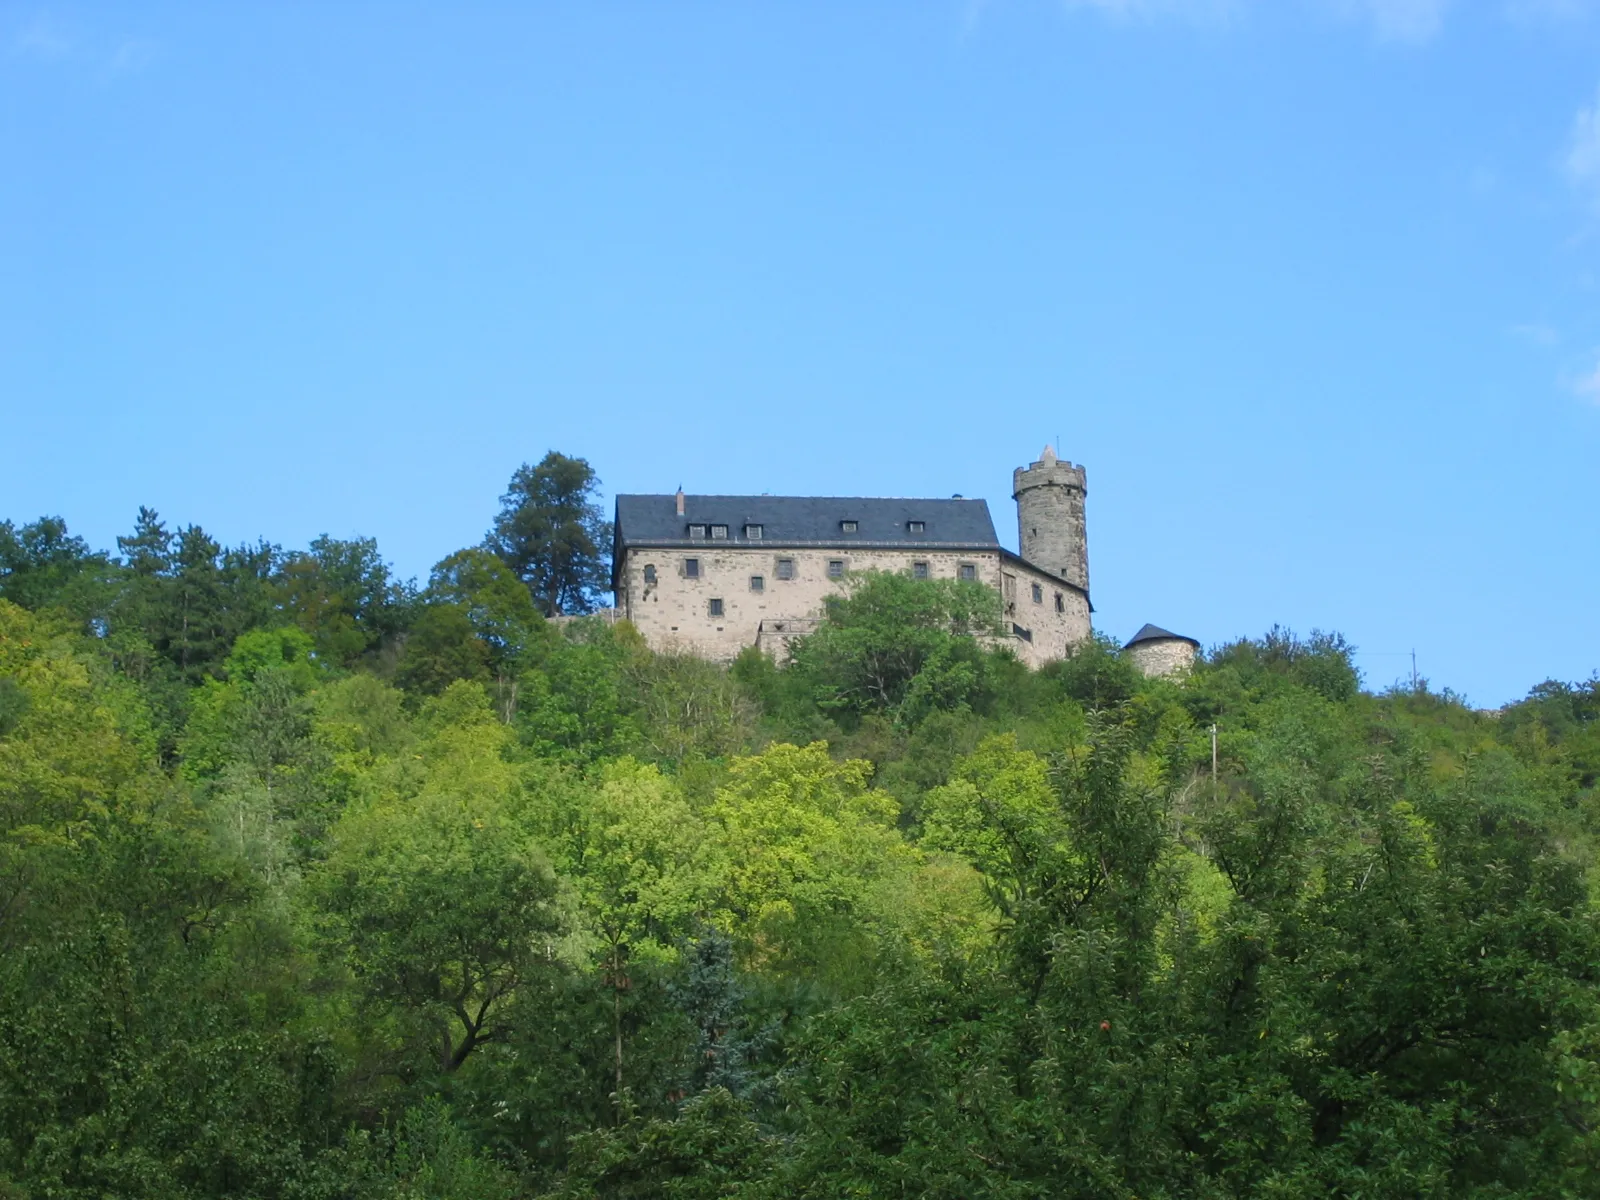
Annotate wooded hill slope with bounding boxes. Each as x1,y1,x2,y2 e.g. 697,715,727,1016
2,473,1599,1199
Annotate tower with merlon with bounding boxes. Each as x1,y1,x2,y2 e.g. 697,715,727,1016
1012,444,1089,594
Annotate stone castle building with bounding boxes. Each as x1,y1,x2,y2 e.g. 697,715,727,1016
611,447,1193,672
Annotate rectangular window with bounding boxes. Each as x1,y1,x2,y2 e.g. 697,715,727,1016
710,524,728,539
776,558,795,580
840,520,858,533
828,559,845,579
959,563,976,582
746,524,763,540
709,598,724,617
912,561,929,580
1031,582,1042,604
685,558,700,578
750,575,764,592
1055,592,1065,613
643,564,657,585
688,524,706,539
907,521,925,534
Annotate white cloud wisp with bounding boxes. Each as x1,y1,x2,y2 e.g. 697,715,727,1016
1057,0,1452,40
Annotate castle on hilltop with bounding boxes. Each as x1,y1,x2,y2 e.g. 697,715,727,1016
611,447,1195,674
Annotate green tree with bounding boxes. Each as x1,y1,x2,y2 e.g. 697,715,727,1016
0,602,328,1199
396,601,494,697
922,733,1078,923
1499,675,1600,801
628,650,756,762
180,627,324,778
123,523,280,686
423,548,550,721
178,627,338,862
334,1098,519,1200
706,742,933,988
0,515,114,623
550,760,723,1106
274,534,416,668
487,452,612,616
311,682,569,1077
670,928,767,1101
516,619,642,762
115,505,172,576
788,570,1003,724
554,1088,777,1199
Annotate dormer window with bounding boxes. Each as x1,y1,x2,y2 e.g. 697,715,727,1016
710,524,728,539
745,524,763,540
840,520,858,533
688,524,706,539
907,521,925,534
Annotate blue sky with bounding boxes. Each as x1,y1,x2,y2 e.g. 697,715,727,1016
3,1,1597,706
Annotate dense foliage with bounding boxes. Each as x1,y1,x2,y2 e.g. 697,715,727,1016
3,461,1599,1197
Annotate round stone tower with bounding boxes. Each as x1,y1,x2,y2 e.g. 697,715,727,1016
1123,624,1199,678
1012,445,1089,594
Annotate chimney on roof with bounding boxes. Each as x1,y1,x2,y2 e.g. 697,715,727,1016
675,487,685,517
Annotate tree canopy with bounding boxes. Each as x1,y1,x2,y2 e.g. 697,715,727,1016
2,466,1599,1198
488,452,612,617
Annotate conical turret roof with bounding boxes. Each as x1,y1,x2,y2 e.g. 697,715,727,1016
1124,623,1199,650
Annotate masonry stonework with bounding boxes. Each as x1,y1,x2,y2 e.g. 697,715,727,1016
618,546,1090,668
611,452,1121,671
1013,445,1089,594
1125,638,1197,679
1121,624,1201,678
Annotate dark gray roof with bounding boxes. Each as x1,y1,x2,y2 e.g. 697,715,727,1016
612,494,1097,605
997,547,1091,604
1124,623,1199,649
615,494,1000,550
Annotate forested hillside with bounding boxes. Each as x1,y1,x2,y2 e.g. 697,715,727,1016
3,456,1599,1198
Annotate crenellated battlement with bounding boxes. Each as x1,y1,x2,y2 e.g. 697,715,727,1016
1012,455,1086,494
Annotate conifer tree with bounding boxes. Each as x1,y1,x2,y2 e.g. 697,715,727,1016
487,452,612,616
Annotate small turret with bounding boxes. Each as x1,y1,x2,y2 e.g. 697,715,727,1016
1123,624,1199,678
1013,445,1089,594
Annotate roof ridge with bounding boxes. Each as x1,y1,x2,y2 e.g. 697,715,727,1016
1124,623,1199,649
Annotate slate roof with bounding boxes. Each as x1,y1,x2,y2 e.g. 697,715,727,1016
612,493,1092,606
1124,623,1199,649
614,494,1001,550
998,548,1085,587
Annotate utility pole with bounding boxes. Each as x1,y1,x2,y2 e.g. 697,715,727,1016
1210,723,1218,798
1411,649,1418,693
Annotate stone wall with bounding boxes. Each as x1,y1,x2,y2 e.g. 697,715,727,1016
1012,448,1089,594
1125,638,1197,679
997,556,1093,667
618,545,1090,668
